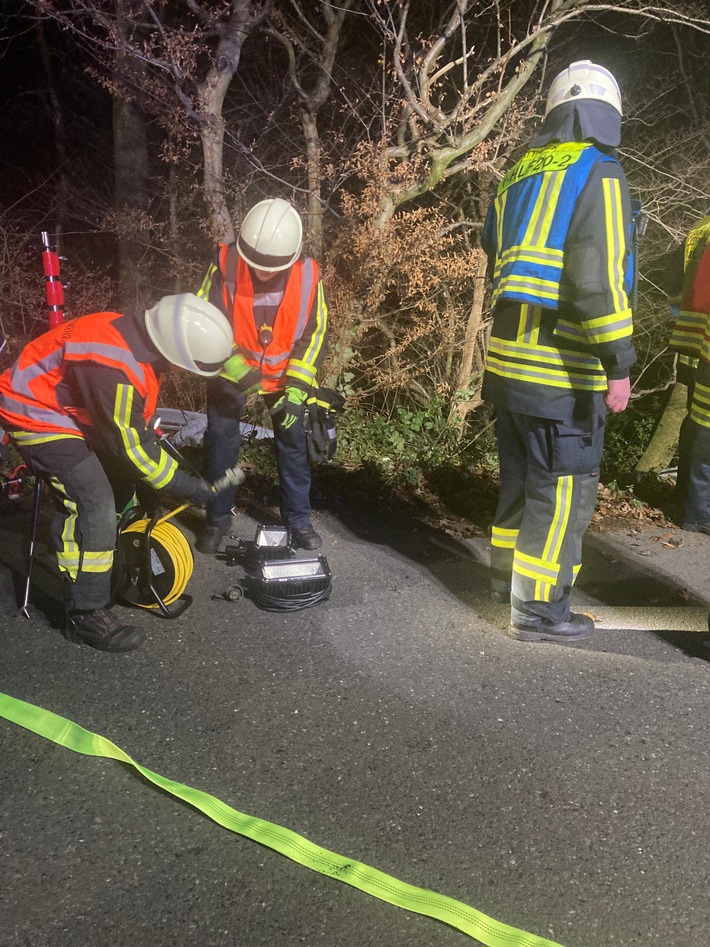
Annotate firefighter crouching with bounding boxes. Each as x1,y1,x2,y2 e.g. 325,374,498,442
0,294,234,653
196,197,329,555
481,60,637,644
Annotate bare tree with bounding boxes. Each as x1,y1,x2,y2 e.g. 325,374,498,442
28,0,270,243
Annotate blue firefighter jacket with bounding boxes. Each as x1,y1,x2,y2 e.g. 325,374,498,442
482,140,636,420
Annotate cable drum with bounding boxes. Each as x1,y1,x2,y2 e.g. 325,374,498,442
116,516,194,609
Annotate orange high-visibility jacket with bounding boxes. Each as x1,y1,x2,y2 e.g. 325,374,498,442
199,245,327,393
0,311,160,436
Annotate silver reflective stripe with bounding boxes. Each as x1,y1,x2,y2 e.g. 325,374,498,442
241,347,291,367
9,349,65,398
293,258,315,341
254,290,286,308
0,391,81,431
65,341,146,387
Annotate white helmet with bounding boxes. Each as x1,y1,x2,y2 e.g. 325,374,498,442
144,293,233,377
545,60,622,118
237,198,303,272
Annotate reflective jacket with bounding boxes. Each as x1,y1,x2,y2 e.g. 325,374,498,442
0,312,191,493
668,217,710,362
482,141,636,419
0,311,160,436
198,245,328,394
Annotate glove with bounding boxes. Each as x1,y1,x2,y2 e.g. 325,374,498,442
220,353,261,394
165,468,232,506
605,376,631,413
270,387,308,431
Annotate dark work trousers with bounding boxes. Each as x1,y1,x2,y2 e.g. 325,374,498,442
204,377,313,529
12,436,121,611
672,369,710,526
490,403,606,626
674,372,695,513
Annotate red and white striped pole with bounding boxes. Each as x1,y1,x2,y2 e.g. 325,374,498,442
40,231,65,328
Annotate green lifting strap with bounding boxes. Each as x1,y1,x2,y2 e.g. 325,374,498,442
0,691,567,947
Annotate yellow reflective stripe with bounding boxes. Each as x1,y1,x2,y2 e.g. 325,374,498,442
691,381,710,427
485,357,607,391
494,275,560,303
528,476,573,600
57,549,114,574
491,526,518,549
670,311,706,357
494,246,564,274
488,338,604,371
286,361,317,385
513,548,561,583
602,177,629,316
494,187,508,261
544,476,572,566
582,312,633,343
301,282,329,369
10,431,84,445
48,476,80,580
556,310,633,345
526,170,565,246
114,384,178,489
197,263,217,301
517,304,541,345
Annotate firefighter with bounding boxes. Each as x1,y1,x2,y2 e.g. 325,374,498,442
666,216,710,529
195,197,329,554
0,293,234,653
481,61,637,643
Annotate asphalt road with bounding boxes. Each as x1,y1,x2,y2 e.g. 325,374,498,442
2,492,710,947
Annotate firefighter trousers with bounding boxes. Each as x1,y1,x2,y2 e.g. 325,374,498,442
11,435,122,611
490,405,605,625
204,377,313,530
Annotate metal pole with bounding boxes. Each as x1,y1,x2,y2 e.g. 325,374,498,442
41,230,65,328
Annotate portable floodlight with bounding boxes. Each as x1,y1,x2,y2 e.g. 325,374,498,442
255,525,290,548
220,523,294,569
252,556,332,612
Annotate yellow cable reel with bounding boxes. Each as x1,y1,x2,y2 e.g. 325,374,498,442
117,505,194,610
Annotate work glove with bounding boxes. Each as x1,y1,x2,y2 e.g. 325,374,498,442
270,387,308,431
165,467,245,506
605,376,631,414
220,352,261,394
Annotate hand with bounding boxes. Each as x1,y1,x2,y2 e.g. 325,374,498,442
188,479,216,506
270,387,308,431
605,377,631,413
220,353,261,393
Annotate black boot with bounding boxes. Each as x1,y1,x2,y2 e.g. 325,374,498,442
196,523,227,554
64,607,145,653
290,524,322,550
508,612,594,644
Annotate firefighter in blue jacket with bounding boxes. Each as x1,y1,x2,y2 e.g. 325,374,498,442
481,61,637,644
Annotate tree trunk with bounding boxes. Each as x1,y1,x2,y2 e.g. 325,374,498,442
113,95,148,309
635,382,688,474
113,0,148,309
449,253,489,429
301,108,323,261
197,0,270,243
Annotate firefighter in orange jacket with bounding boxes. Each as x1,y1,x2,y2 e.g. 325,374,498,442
196,198,329,554
0,294,234,653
